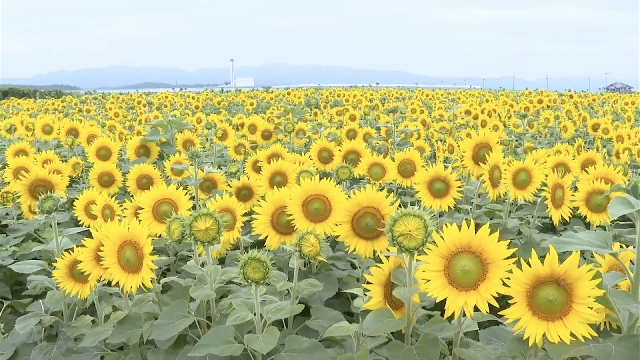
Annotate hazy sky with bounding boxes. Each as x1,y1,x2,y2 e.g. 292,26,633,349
1,0,638,81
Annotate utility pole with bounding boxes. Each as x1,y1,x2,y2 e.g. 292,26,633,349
482,78,485,89
604,72,609,88
512,76,515,90
588,78,590,92
546,75,548,90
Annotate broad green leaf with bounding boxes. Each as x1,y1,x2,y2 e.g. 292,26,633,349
244,326,279,355
274,335,330,360
361,308,405,336
30,341,67,360
547,335,640,360
392,287,420,305
603,272,627,289
64,315,93,338
322,321,358,338
9,260,50,274
385,334,440,360
107,313,143,345
14,312,54,333
608,194,640,221
545,230,614,254
189,325,243,357
609,289,640,317
337,347,370,360
225,307,254,325
455,342,500,360
263,301,304,323
80,323,114,347
419,316,459,338
149,300,195,341
470,312,502,323
297,278,324,298
305,306,347,333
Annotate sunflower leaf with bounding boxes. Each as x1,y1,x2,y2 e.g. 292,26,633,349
149,300,195,341
322,321,359,338
608,194,640,221
544,230,614,254
361,308,405,336
244,325,279,355
274,335,329,360
189,325,243,357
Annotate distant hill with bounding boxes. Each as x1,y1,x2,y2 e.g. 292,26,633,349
1,65,637,91
100,81,223,90
0,83,81,90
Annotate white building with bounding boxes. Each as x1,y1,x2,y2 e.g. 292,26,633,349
234,78,255,87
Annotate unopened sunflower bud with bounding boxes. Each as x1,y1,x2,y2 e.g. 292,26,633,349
386,208,434,253
37,193,64,215
238,250,272,285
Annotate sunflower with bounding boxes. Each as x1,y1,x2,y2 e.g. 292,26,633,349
87,137,119,164
363,254,420,319
257,159,296,194
355,153,394,185
136,183,193,236
392,149,426,187
229,139,250,161
574,179,623,227
99,219,158,294
196,170,227,198
126,163,163,196
416,220,515,319
4,156,35,185
479,151,507,201
252,187,297,250
576,150,603,174
122,199,143,223
334,186,398,258
89,162,123,195
245,152,263,179
5,141,35,160
206,192,246,246
126,136,160,163
578,163,625,187
505,156,543,203
77,232,108,282
309,139,340,172
15,167,66,206
545,154,577,179
258,143,289,165
594,242,634,293
52,246,97,300
34,150,60,169
286,176,347,236
80,125,102,147
337,140,371,168
34,116,58,140
93,194,123,227
228,176,260,212
73,188,101,227
214,122,234,146
460,131,502,176
175,130,201,152
414,162,463,212
543,172,574,226
164,153,192,181
67,157,85,178
500,246,604,347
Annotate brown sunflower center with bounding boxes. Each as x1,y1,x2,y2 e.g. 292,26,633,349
397,159,416,178
84,200,98,220
553,163,570,177
234,143,246,156
261,129,273,141
550,184,565,209
67,128,80,139
70,260,90,283
512,169,532,190
302,194,331,223
383,277,404,311
29,179,54,200
267,154,280,163
199,178,217,196
586,191,609,214
14,149,29,157
445,250,487,291
235,186,254,203
248,124,257,134
152,198,178,223
351,206,384,240
343,150,361,167
317,148,334,165
346,129,358,140
580,159,597,172
98,172,115,188
528,280,571,320
219,209,236,231
13,166,30,181
217,129,229,142
117,241,143,273
447,144,456,155
182,139,196,151
472,143,492,165
489,165,502,188
269,172,288,188
96,146,112,161
100,204,116,222
367,163,386,181
87,134,98,145
271,206,296,235
428,178,449,199
135,144,151,158
136,175,153,191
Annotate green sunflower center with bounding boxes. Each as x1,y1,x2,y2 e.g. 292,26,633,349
551,184,565,209
529,281,571,319
271,206,295,235
251,160,262,174
136,175,153,191
152,199,178,223
580,159,597,172
472,143,492,165
446,251,486,291
98,172,115,188
300,234,321,258
67,128,80,139
171,164,185,177
269,172,287,188
84,200,98,220
217,129,229,141
303,195,331,223
199,178,217,196
261,129,273,141
318,148,334,165
512,169,532,190
248,124,257,134
234,144,246,156
397,159,416,178
42,124,54,135
182,139,196,151
346,129,358,140
70,260,90,283
351,206,384,240
554,163,570,177
135,144,151,158
235,186,254,203
219,210,236,231
30,181,53,200
489,166,502,188
190,213,220,243
428,179,449,199
101,205,115,222
367,163,386,182
586,191,609,214
118,241,143,273
15,149,29,157
390,214,427,251
242,258,269,283
343,151,361,167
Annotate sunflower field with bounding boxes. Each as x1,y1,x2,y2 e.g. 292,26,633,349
0,87,639,360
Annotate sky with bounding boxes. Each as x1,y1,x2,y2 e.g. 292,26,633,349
1,0,639,81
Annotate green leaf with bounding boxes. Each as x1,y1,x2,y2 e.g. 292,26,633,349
419,316,459,338
107,313,143,345
609,289,640,317
337,347,370,360
150,300,195,341
322,321,358,338
603,272,627,289
545,230,614,254
225,307,254,325
392,287,420,305
361,308,405,336
455,342,500,360
189,285,216,302
547,335,640,360
80,323,114,347
14,312,55,333
263,301,304,323
305,306,347,333
297,278,324,298
274,335,330,360
64,315,94,338
244,326,279,355
608,194,640,221
385,334,440,360
470,312,502,323
9,260,50,274
189,325,243,357
30,341,67,360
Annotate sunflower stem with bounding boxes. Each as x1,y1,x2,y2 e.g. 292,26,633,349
452,315,464,360
631,213,640,300
93,291,103,324
51,216,61,259
121,291,131,312
502,199,511,228
193,158,200,211
532,344,539,360
252,285,263,360
192,240,200,266
206,246,217,323
288,254,300,330
404,253,414,345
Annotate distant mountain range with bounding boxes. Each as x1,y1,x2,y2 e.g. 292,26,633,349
1,64,637,91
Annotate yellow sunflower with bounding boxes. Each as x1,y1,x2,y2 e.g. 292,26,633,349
15,167,67,206
175,130,201,152
196,170,227,199
460,131,502,176
257,159,296,195
500,246,604,347
73,188,102,228
93,194,123,227
574,179,623,227
5,140,35,160
286,176,347,236
505,156,543,203
245,152,263,179
228,176,260,212
77,232,108,282
337,140,371,168
414,162,463,212
52,246,97,300
126,136,160,163
545,154,577,179
416,220,515,319
392,149,426,187
89,162,123,195
252,187,297,250
164,153,192,181
309,139,340,172
86,137,119,164
363,254,420,319
4,156,35,185
355,153,394,185
543,172,574,226
136,183,193,236
229,139,250,161
334,186,398,258
206,192,246,247
99,219,158,294
578,163,625,187
594,242,634,293
126,163,163,196
479,151,507,201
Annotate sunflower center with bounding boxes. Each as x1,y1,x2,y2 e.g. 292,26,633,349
271,206,296,235
586,191,609,214
551,184,565,209
269,172,287,188
29,180,54,200
117,241,143,273
87,134,98,145
512,169,532,190
234,144,246,156
13,166,29,180
554,163,569,177
251,160,262,174
346,129,358,140
397,159,416,178
302,195,331,223
152,199,178,223
67,128,80,139
300,235,321,258
350,206,384,240
248,124,257,134
267,154,280,163
217,129,229,141
489,165,501,188
343,151,361,167
472,144,492,165
242,259,268,283
428,179,449,199
101,204,115,222
15,149,29,157
447,144,456,155
42,124,54,135
70,260,90,283
580,159,597,172
235,186,254,203
96,171,115,188
199,178,217,196
191,214,220,243
383,277,404,311
529,281,571,320
219,210,236,231
84,200,98,220
171,165,185,177
135,144,151,158
367,163,386,181
261,129,273,141
136,175,153,191
183,140,196,151
446,251,486,291
318,148,334,165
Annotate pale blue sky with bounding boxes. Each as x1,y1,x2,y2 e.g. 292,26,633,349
1,0,638,81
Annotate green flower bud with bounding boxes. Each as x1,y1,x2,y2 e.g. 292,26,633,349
385,208,434,253
238,250,272,285
37,193,64,215
186,209,223,244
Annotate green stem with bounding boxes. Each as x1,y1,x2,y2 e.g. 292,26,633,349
151,282,163,312
122,291,131,312
452,316,464,360
193,240,200,266
51,216,61,258
206,246,217,323
193,158,200,211
532,344,539,360
288,254,300,329
62,300,70,326
631,213,640,300
93,292,103,324
502,199,511,228
404,253,414,345
252,285,263,360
